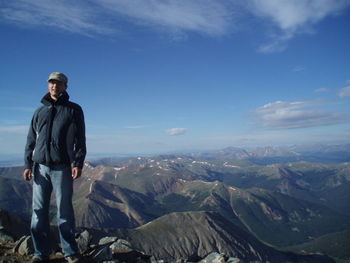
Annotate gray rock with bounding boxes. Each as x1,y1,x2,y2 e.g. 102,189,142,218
99,236,119,246
199,253,226,263
110,239,133,254
150,256,157,263
12,236,27,253
226,257,241,263
18,236,34,256
76,229,92,254
89,245,113,262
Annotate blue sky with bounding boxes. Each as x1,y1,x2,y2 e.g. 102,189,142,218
1,0,350,159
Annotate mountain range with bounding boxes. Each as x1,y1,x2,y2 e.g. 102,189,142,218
1,144,350,262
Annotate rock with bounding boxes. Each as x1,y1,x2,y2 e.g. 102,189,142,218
99,236,119,246
199,253,226,263
89,245,113,262
0,229,15,243
18,236,34,256
55,251,64,257
150,256,157,263
76,229,92,254
110,239,133,254
226,258,241,263
12,236,27,253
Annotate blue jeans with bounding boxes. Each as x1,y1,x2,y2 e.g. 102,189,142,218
31,163,78,259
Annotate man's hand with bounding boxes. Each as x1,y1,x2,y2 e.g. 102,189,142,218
72,167,82,180
23,169,32,181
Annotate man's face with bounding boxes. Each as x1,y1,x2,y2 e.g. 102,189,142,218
48,80,67,99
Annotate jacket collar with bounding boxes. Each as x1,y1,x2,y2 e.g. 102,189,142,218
41,91,70,106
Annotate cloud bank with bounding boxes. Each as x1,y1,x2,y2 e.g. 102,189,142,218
1,0,349,50
250,100,350,129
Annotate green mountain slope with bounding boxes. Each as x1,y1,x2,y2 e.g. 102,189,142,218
288,229,350,263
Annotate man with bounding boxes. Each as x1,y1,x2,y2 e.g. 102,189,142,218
23,72,86,263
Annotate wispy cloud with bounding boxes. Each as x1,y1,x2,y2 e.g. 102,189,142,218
249,0,350,52
98,0,232,37
165,128,188,136
0,0,114,36
1,0,349,51
250,100,350,129
314,88,329,93
338,86,350,98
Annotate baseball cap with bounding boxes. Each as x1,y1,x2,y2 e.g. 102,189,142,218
48,72,68,84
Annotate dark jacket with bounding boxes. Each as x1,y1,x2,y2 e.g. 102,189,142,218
24,91,86,169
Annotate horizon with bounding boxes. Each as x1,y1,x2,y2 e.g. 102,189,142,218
1,1,350,157
1,141,350,167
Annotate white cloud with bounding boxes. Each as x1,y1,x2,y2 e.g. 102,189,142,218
249,0,350,52
250,100,350,129
1,0,349,51
0,0,114,36
98,0,233,37
314,88,329,93
338,86,350,98
165,128,188,136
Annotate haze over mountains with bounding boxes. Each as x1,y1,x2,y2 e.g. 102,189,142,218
1,144,350,262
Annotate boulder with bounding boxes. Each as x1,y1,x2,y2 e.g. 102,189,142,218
199,253,226,263
226,258,241,263
99,236,118,246
12,236,27,253
76,229,92,254
18,236,34,256
110,239,133,254
89,245,113,262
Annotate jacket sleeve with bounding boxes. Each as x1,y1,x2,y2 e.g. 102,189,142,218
72,106,86,168
24,113,37,169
